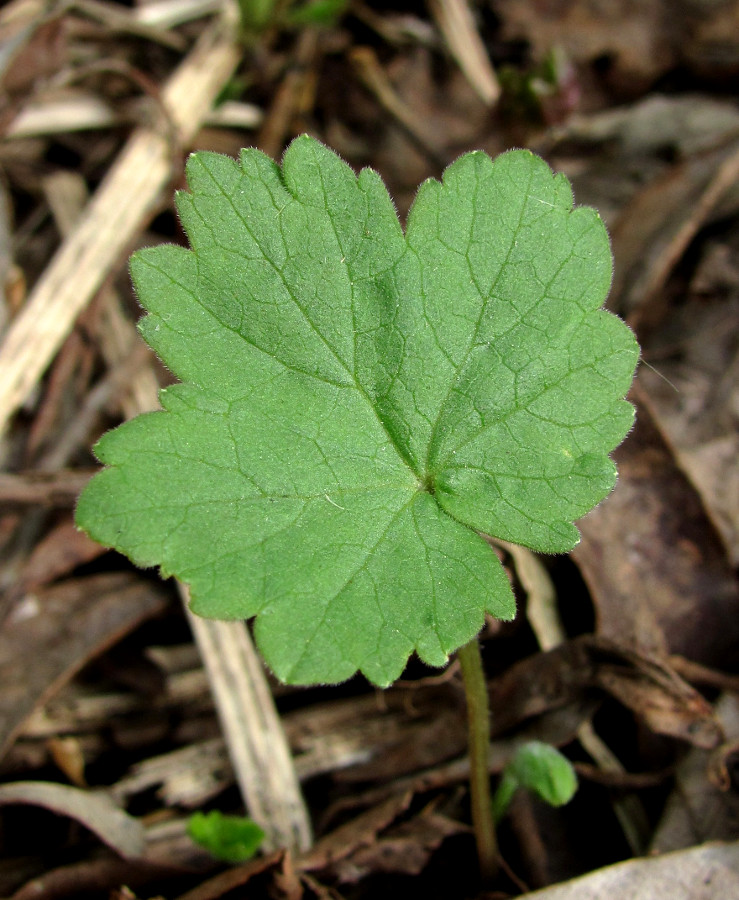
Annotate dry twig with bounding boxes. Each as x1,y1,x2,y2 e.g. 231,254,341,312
0,1,312,853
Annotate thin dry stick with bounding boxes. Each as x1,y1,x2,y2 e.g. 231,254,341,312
0,470,93,506
0,3,312,853
183,595,313,852
256,26,320,159
427,0,500,107
41,169,161,421
349,45,447,169
0,7,238,435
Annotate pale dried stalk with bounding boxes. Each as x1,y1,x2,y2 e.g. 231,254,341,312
183,596,313,852
7,96,122,139
42,170,161,419
133,0,224,29
349,46,446,168
0,7,238,434
7,96,263,141
0,4,312,852
427,0,500,107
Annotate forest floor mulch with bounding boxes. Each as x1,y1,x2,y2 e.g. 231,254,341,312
0,1,738,898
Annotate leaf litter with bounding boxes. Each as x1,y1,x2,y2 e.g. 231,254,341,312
0,1,738,898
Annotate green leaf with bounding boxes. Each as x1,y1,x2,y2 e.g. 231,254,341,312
75,136,639,687
286,0,348,27
187,810,264,863
236,0,277,32
492,741,578,822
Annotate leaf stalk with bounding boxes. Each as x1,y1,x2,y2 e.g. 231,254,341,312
457,636,499,883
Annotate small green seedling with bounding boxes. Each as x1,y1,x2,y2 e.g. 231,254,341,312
285,0,348,27
187,810,265,863
236,0,347,33
492,741,578,823
75,135,638,877
235,0,277,32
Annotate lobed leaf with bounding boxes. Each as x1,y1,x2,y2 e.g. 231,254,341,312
76,136,639,686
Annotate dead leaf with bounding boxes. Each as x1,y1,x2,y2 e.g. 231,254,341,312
331,807,467,882
488,637,722,748
610,139,739,327
46,735,87,787
9,857,184,900
668,656,739,695
330,686,467,783
0,572,169,760
573,399,739,667
594,662,721,749
681,0,739,78
495,0,674,88
519,839,739,899
586,95,739,159
14,518,107,594
709,736,739,794
0,13,67,104
652,693,739,852
299,792,413,873
171,850,286,900
637,286,739,565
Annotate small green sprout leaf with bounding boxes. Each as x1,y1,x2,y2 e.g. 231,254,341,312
286,0,348,27
236,0,277,32
75,136,639,687
492,741,578,823
187,810,264,863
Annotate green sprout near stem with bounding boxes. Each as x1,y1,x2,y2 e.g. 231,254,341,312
492,741,578,824
188,810,265,863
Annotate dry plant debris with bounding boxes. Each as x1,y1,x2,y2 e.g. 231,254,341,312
0,0,738,898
